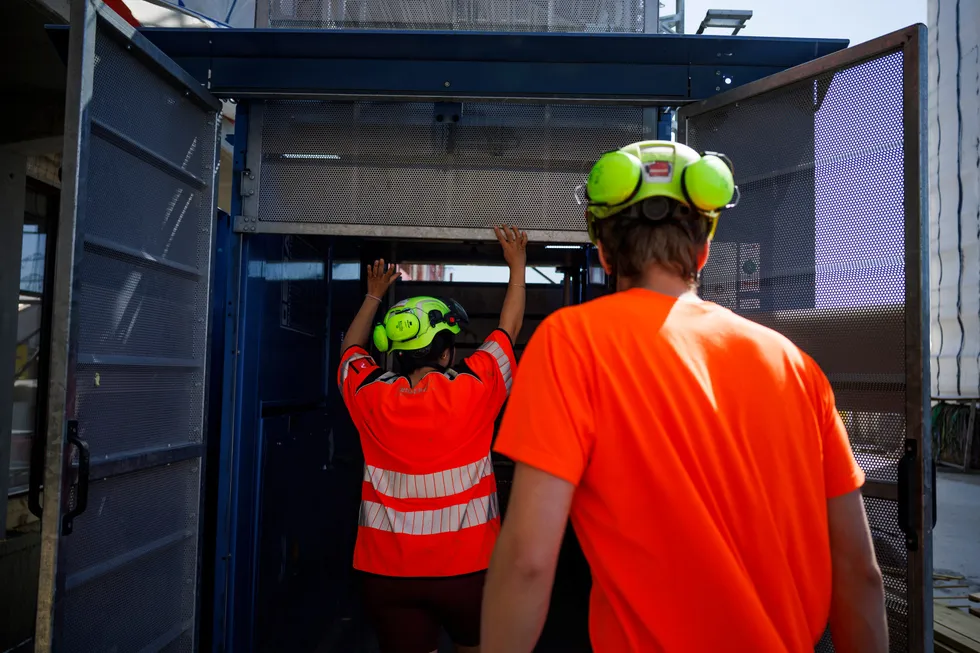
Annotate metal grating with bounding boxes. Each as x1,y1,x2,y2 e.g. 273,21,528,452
60,460,202,591
815,628,835,652
252,100,644,235
83,135,213,269
91,35,216,182
265,0,645,32
865,495,910,653
74,363,205,457
75,251,206,361
50,20,219,653
60,534,198,652
681,41,920,653
811,493,912,653
684,49,908,480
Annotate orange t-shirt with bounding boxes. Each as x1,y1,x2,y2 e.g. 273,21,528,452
340,329,516,577
494,289,865,653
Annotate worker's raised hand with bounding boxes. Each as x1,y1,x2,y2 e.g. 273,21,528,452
495,225,528,270
366,259,400,298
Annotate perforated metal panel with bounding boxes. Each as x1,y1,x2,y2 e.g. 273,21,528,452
37,4,221,652
241,100,644,241
680,28,929,653
263,0,645,32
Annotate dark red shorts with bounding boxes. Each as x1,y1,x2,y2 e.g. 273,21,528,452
360,570,486,653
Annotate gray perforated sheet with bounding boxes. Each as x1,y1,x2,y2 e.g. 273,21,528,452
241,100,646,241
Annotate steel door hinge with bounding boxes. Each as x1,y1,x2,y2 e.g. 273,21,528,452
240,169,256,198
235,215,258,233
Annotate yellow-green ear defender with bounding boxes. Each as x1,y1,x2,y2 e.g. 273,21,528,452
682,153,737,211
372,324,391,352
585,150,643,206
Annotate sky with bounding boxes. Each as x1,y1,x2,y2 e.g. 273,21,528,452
677,0,926,45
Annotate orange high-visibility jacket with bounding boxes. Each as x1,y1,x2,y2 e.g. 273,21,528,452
339,330,515,577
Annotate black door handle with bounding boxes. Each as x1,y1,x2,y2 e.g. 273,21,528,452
932,458,938,529
897,438,918,551
62,420,90,536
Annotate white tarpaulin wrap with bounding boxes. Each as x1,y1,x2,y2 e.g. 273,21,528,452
133,0,255,26
182,0,255,25
929,0,980,399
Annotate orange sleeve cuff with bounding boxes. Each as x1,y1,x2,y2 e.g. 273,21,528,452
825,463,866,499
493,441,584,487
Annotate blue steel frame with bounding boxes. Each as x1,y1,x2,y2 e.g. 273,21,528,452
211,102,249,653
48,27,848,104
145,28,847,102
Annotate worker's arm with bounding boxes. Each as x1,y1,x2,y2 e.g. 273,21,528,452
482,463,574,653
486,319,594,652
340,259,400,353
806,356,886,653
495,225,528,342
827,489,888,653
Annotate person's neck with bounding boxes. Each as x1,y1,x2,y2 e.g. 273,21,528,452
617,265,700,300
408,366,439,386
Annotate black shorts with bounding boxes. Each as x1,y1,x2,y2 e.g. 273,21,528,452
360,570,486,653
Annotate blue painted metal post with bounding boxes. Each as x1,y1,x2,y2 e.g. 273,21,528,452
657,107,674,141
212,101,249,653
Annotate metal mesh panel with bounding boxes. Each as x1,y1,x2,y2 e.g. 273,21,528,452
865,496,910,653
159,632,196,653
685,50,907,482
92,35,216,182
254,100,644,234
815,628,835,652
266,0,645,32
53,23,219,653
84,135,213,269
75,250,206,361
60,533,198,652
681,47,914,652
74,364,204,456
60,460,201,589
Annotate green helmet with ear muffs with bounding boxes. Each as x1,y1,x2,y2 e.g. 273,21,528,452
581,140,739,243
372,296,468,354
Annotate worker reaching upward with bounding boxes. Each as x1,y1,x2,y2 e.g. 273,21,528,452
338,226,528,653
483,142,888,653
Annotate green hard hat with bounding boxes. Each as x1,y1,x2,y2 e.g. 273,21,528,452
372,296,467,354
583,141,737,240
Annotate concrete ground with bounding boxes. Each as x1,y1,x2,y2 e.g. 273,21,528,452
934,470,980,581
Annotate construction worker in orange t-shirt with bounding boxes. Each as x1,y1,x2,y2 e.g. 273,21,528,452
482,142,888,653
339,226,528,653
